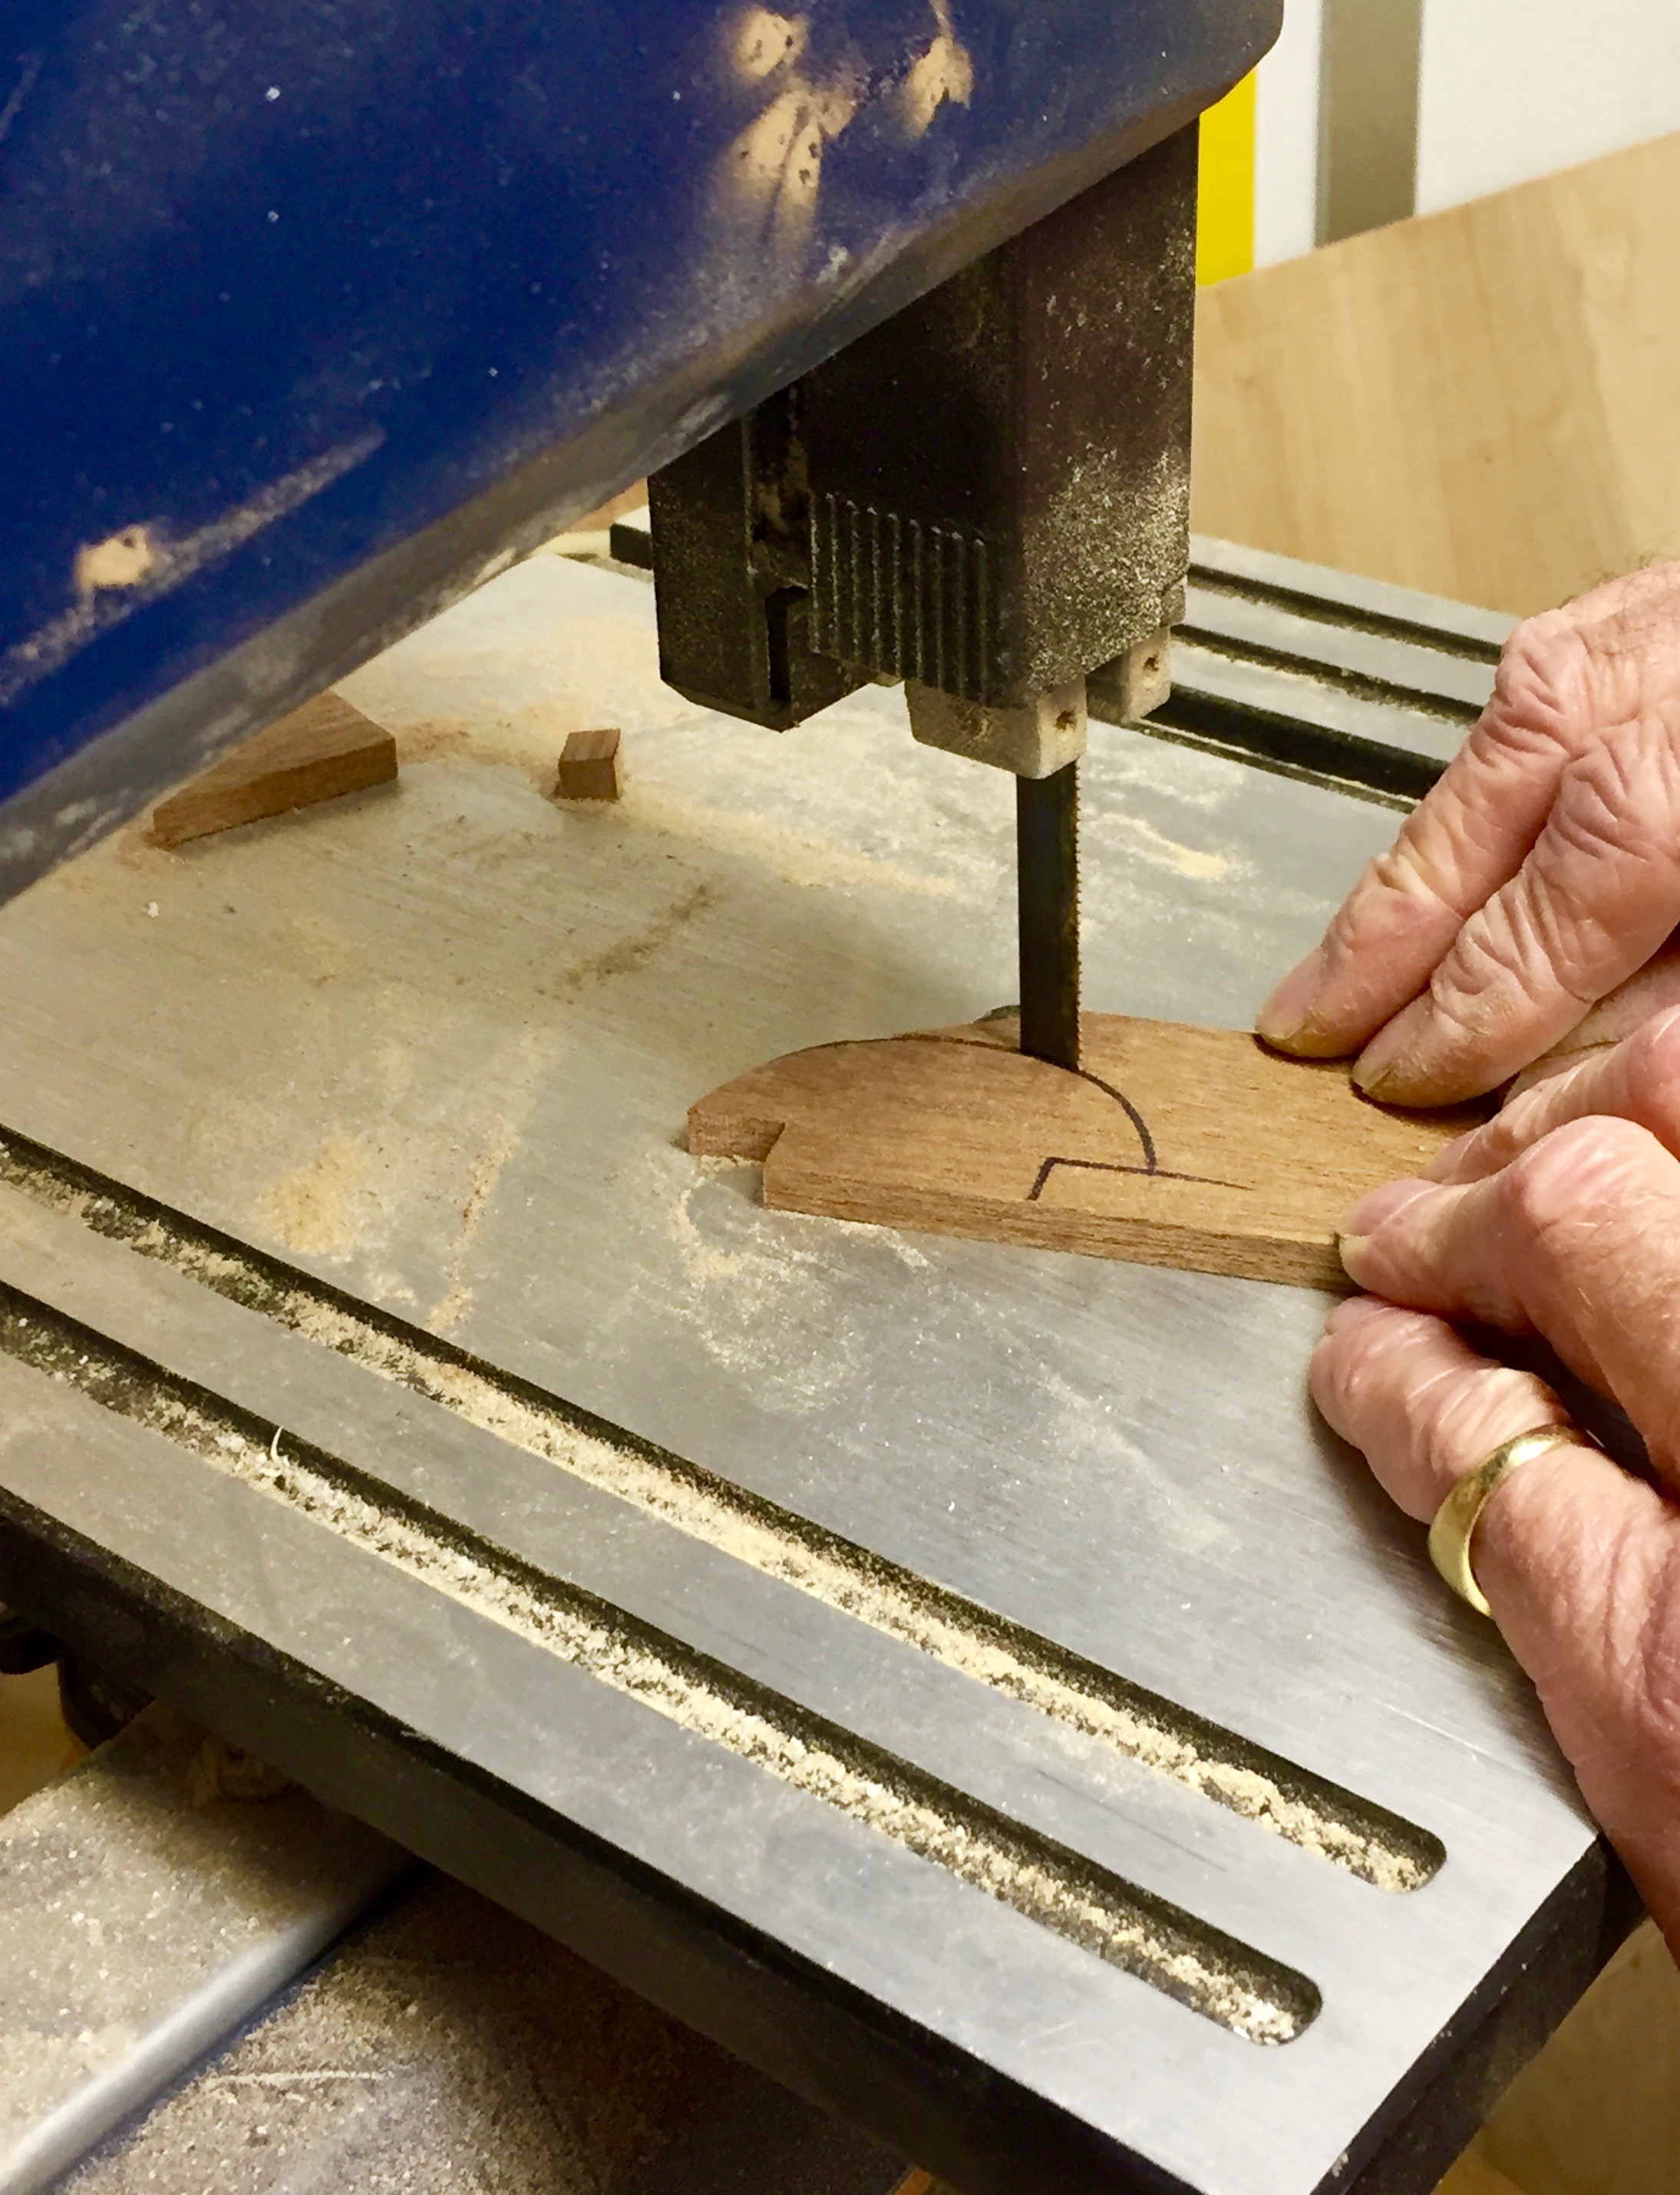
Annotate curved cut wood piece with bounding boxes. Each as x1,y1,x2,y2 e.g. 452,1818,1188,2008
688,1015,1488,1288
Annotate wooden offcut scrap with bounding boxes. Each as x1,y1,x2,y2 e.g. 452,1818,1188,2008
690,1013,1486,1288
151,693,397,848
556,727,623,801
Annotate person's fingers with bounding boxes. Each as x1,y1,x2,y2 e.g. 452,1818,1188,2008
1337,1117,1680,1481
1311,1294,1572,1520
1257,617,1598,1053
1480,1452,1680,1950
1426,1006,1680,1183
1507,934,1680,1094
1258,565,1680,1062
1348,715,1680,1102
1312,1293,1680,1945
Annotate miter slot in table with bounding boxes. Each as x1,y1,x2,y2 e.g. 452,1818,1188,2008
0,1124,1442,1897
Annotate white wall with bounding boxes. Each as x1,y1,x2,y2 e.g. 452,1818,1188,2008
1415,0,1680,215
1249,0,1680,266
1253,0,1323,266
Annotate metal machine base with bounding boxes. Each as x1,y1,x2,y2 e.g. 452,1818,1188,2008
0,540,1633,2195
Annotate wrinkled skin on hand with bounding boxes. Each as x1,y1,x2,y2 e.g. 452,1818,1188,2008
1314,1013,1680,1946
1273,570,1680,1947
1258,563,1680,1105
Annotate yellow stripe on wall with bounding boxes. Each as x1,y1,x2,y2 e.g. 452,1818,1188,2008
1197,70,1256,284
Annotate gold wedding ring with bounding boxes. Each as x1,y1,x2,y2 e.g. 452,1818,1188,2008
1428,1423,1592,1616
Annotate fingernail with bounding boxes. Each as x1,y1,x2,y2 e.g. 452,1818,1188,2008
1256,946,1326,1045
1350,1022,1408,1098
1338,1177,1433,1239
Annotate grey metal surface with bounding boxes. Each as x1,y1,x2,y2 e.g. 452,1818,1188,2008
1164,639,1471,771
61,1870,906,2195
0,1705,404,2194
0,555,1597,2195
1188,536,1517,652
1180,583,1494,713
1155,537,1513,797
1316,0,1423,245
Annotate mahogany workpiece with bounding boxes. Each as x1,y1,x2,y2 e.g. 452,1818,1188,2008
689,1013,1486,1287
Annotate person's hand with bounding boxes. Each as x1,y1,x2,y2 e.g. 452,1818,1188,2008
1312,1007,1680,1941
1257,563,1680,1104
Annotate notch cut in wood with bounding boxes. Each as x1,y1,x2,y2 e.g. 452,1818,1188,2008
150,693,397,848
556,727,623,800
688,1014,1488,1288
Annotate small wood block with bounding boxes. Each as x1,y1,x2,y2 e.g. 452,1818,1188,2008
150,693,396,848
556,726,622,800
688,1014,1490,1289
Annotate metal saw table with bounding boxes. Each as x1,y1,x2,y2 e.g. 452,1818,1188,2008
0,545,1629,2195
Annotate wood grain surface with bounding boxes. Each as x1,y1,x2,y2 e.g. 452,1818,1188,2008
690,1014,1484,1287
151,693,397,848
1193,130,1680,616
1434,2157,1528,2195
556,726,623,800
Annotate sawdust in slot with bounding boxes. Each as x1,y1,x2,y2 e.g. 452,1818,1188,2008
0,1144,1430,1895
35,1340,1307,2045
276,1291,1420,1891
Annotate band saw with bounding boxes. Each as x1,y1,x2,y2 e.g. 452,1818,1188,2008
0,3,1639,2190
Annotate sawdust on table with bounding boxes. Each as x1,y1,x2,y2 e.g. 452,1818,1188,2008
254,1133,374,1260
619,784,964,899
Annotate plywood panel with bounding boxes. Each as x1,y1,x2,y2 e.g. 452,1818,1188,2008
1193,131,1680,615
1474,1919,1680,2195
1435,2156,1528,2195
